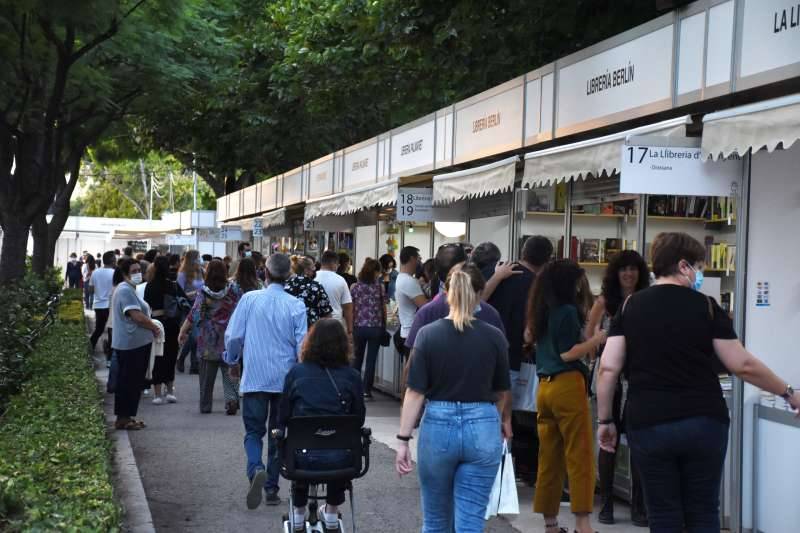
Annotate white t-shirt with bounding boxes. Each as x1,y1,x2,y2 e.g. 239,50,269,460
314,270,352,321
395,272,425,337
90,268,115,310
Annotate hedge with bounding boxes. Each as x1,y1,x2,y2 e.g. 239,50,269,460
0,318,121,532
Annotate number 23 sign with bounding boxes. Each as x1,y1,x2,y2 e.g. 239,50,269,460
397,187,434,221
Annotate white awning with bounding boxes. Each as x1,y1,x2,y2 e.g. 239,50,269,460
262,208,286,230
433,156,518,205
304,179,398,220
522,115,691,188
701,93,800,161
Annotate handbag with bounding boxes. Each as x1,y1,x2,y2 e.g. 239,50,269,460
379,330,391,347
485,440,520,518
511,362,538,412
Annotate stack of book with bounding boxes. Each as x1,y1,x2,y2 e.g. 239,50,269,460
647,195,736,221
557,237,638,264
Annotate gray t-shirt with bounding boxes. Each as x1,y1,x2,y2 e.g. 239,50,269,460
111,282,153,351
407,318,510,403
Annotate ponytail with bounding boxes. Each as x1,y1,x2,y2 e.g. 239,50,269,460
446,269,479,332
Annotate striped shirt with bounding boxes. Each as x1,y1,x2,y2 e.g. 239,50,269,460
223,283,308,393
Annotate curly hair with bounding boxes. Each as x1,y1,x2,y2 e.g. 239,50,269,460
526,259,585,344
601,250,650,316
301,318,351,367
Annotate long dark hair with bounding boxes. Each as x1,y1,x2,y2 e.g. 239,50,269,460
357,258,382,283
601,250,650,316
301,318,351,368
235,257,261,293
148,256,172,294
85,255,96,272
527,259,585,343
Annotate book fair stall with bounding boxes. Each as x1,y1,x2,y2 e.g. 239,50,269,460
215,1,800,529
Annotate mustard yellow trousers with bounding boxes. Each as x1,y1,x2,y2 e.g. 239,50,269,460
534,370,595,516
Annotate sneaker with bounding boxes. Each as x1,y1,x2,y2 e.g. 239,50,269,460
165,394,177,403
319,504,340,531
246,469,267,509
143,389,150,397
152,396,165,405
264,489,281,506
363,393,374,402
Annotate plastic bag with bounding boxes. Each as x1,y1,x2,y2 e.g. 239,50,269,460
511,362,538,412
485,440,520,518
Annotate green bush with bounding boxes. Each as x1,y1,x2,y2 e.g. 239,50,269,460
0,320,120,532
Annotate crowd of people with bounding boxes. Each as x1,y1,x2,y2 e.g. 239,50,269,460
74,232,800,532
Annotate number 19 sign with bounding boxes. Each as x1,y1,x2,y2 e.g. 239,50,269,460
397,187,434,222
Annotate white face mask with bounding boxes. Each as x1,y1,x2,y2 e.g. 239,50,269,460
130,273,143,285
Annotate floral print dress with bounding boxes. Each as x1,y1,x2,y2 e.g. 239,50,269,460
284,275,333,327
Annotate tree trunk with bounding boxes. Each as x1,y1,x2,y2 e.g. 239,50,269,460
0,217,31,284
31,215,50,278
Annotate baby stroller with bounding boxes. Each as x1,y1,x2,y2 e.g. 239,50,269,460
273,415,371,533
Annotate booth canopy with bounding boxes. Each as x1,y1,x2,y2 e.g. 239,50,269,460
262,208,287,230
304,179,398,220
701,94,800,161
432,156,518,205
522,115,691,188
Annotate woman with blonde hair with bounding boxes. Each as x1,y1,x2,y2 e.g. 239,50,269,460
396,262,512,531
177,249,204,374
284,255,332,327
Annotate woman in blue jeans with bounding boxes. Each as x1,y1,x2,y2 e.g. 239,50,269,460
597,233,800,533
350,258,387,400
396,263,512,533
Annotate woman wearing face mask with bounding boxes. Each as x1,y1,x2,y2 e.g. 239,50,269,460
110,258,161,430
586,251,650,527
597,232,800,532
177,250,204,374
378,253,398,301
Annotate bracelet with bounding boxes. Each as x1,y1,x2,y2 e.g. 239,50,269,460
597,419,614,425
396,434,413,442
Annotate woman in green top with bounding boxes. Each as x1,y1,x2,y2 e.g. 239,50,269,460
527,259,606,533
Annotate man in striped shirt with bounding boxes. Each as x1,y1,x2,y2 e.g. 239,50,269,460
224,253,307,509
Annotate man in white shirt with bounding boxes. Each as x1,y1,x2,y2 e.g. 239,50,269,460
394,246,428,360
314,250,353,335
89,251,117,363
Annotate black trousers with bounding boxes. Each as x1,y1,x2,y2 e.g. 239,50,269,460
114,344,151,418
292,481,346,507
151,318,179,385
511,410,539,483
90,308,110,353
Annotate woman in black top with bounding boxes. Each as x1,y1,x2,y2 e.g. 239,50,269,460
279,318,365,532
396,263,512,532
586,250,650,526
144,256,187,404
598,232,800,532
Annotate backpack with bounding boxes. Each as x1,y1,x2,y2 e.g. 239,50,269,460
164,283,193,321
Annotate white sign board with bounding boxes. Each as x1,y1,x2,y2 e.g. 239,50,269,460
344,142,377,190
219,226,242,242
252,218,263,237
740,0,800,79
166,234,196,246
283,170,302,205
391,119,435,177
557,25,673,133
620,144,741,197
454,81,524,164
308,157,334,199
397,187,434,222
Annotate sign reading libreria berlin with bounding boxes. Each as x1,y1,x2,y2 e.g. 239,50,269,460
740,0,800,80
396,187,433,222
620,145,740,197
557,25,673,134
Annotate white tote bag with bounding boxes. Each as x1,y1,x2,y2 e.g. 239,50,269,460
511,362,538,412
484,440,520,518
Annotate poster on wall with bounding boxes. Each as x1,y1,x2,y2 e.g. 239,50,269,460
621,137,741,197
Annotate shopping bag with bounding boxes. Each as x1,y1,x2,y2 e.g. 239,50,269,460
511,362,538,412
484,440,520,518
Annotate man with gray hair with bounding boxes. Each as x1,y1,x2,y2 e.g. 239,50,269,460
224,253,308,509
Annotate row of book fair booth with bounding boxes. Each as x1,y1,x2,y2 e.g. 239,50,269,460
214,2,799,531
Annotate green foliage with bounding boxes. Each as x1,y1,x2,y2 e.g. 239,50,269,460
72,149,215,219
0,320,120,532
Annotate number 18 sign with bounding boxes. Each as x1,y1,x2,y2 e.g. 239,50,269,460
397,187,434,222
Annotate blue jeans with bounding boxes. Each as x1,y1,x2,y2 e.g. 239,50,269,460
417,401,502,533
352,326,384,394
242,392,282,493
627,416,729,533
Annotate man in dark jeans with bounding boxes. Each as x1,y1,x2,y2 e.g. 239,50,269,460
484,236,553,486
224,253,307,509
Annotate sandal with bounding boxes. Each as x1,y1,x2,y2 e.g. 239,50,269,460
130,419,146,428
115,419,142,430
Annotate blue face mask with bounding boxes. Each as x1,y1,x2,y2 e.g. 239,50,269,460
688,264,704,291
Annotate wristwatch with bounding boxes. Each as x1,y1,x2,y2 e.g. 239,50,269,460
780,384,795,400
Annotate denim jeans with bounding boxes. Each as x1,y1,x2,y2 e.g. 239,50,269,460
417,401,502,533
627,416,729,533
352,326,384,394
242,392,282,493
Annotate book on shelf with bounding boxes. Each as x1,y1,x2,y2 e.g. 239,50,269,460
605,238,622,262
581,239,601,263
646,195,736,220
558,236,579,261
